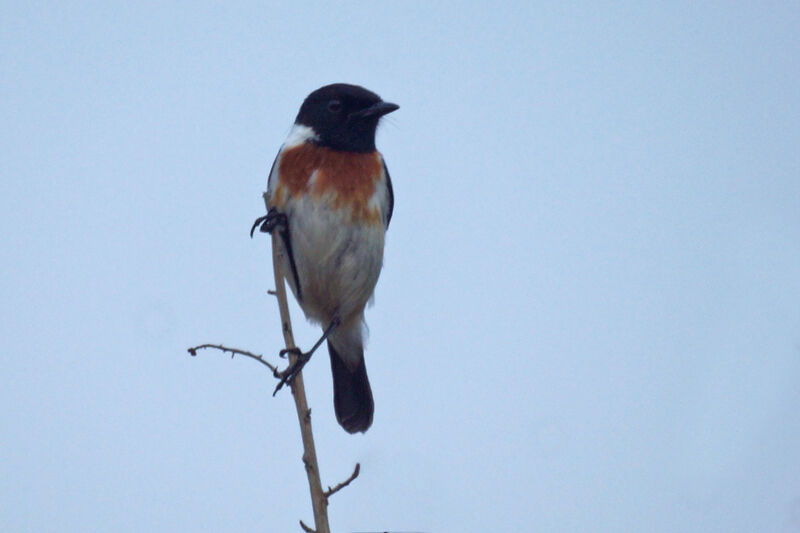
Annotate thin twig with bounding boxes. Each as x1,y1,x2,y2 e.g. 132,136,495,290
187,344,279,374
324,463,361,500
299,520,316,533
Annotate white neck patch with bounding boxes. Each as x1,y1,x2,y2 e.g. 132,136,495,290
284,123,318,149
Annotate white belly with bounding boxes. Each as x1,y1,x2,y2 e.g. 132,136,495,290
282,195,385,325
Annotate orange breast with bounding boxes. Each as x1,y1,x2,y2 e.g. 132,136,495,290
272,144,383,224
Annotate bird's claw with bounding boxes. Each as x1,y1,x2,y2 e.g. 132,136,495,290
272,350,311,395
250,208,288,238
271,319,340,395
279,347,302,359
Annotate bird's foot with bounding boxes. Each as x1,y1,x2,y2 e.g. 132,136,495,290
272,348,309,395
271,318,341,396
250,207,287,238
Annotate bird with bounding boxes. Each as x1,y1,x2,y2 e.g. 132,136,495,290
251,83,398,433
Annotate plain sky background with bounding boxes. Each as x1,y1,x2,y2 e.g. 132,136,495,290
2,2,799,532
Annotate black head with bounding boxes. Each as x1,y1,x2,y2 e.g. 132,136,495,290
295,83,399,153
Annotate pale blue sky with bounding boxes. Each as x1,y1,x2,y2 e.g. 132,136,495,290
2,2,799,532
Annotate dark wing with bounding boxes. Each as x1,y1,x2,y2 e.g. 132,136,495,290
382,158,394,230
278,212,302,302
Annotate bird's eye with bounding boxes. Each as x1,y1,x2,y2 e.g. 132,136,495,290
327,99,342,113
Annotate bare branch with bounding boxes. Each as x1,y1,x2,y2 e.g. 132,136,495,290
187,344,279,375
324,463,361,500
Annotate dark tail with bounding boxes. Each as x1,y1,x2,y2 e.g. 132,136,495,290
328,341,373,433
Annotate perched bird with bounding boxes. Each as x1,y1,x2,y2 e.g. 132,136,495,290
252,84,398,433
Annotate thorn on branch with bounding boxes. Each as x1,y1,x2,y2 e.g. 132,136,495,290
299,519,316,533
302,453,316,474
324,463,360,500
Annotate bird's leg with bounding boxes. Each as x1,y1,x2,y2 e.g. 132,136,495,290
250,207,287,238
273,317,341,395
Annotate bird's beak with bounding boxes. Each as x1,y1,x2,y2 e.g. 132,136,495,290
351,101,400,119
